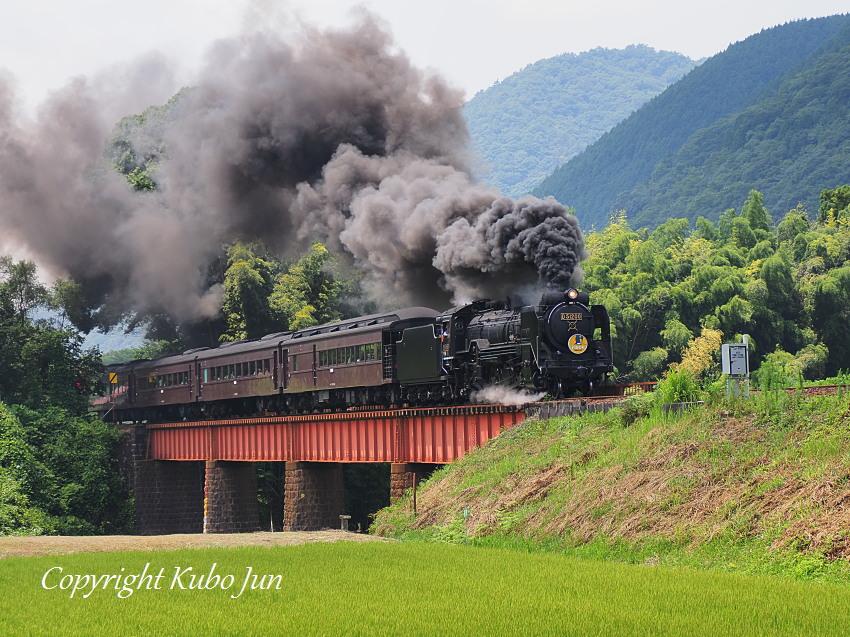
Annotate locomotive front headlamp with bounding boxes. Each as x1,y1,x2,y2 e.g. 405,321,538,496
566,288,579,300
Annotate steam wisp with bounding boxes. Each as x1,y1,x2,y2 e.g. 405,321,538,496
471,386,547,406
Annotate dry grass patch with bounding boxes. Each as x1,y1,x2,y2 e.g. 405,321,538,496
0,531,393,559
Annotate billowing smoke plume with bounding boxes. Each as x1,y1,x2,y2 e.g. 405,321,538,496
0,14,585,323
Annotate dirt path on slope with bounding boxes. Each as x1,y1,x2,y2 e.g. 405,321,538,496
0,530,394,559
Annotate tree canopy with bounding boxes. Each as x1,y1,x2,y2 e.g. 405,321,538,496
0,259,130,535
583,187,850,384
220,241,356,344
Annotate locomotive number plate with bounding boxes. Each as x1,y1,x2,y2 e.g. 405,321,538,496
561,313,583,321
568,334,588,354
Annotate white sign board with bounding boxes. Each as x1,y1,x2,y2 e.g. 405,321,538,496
721,343,749,376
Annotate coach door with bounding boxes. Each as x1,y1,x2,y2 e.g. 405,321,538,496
190,360,198,401
275,346,289,391
312,344,318,387
128,372,136,406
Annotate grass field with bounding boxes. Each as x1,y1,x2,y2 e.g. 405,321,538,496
2,541,849,636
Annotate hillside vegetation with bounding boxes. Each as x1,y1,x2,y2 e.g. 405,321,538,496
464,46,696,197
628,27,850,228
373,387,850,582
533,15,850,230
580,186,850,383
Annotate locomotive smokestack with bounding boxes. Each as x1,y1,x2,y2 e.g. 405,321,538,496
540,288,565,306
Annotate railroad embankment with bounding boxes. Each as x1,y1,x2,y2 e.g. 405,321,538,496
372,388,850,581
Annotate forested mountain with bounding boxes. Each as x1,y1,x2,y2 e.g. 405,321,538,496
627,26,850,228
465,46,696,197
533,15,850,230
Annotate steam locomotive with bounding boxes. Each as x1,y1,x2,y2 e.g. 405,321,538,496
103,288,612,422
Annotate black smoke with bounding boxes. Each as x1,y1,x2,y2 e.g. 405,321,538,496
0,13,585,324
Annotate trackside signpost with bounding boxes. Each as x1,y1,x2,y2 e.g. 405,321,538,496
722,335,750,398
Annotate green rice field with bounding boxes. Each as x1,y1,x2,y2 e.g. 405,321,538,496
1,541,848,636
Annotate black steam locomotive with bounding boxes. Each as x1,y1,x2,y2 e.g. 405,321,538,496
103,288,612,422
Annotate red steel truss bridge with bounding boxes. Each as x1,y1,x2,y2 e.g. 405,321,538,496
144,397,625,464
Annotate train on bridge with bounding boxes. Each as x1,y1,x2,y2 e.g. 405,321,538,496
103,288,613,422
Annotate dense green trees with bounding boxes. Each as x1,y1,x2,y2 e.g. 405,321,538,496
0,259,130,535
220,241,355,344
583,187,850,383
221,242,278,342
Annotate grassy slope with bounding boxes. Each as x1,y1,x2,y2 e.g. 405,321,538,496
372,390,850,583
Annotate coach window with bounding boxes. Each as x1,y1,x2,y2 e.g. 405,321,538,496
291,355,298,372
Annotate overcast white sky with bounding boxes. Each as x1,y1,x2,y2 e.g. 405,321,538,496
2,0,849,113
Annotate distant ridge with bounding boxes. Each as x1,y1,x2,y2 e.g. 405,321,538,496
464,45,696,198
532,15,850,230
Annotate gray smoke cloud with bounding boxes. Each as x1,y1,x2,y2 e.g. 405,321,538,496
0,13,585,323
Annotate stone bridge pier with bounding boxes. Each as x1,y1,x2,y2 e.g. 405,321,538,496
124,425,261,534
390,463,438,503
